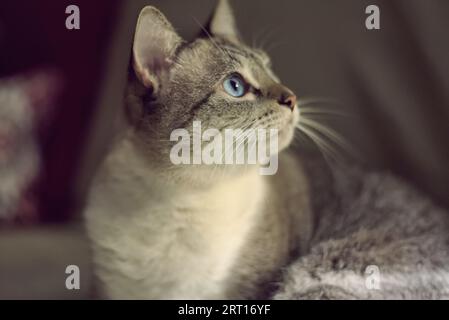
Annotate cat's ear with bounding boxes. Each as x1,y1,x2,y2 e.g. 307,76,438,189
209,0,241,44
132,6,182,92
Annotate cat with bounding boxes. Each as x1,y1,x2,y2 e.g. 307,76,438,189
85,0,311,299
85,0,449,299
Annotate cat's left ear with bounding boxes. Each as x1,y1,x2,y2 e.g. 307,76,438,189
132,6,183,92
208,0,241,44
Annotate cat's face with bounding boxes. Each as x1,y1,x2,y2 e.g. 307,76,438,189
128,1,298,176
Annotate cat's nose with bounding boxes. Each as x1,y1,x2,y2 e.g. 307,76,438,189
278,91,297,111
269,84,297,111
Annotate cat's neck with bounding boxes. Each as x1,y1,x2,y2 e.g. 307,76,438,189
89,133,267,298
99,132,265,207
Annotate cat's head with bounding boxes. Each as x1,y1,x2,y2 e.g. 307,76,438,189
127,0,299,179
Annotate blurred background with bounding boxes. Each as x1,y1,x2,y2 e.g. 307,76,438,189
0,0,448,298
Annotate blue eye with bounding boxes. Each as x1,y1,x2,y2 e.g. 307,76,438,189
223,74,247,97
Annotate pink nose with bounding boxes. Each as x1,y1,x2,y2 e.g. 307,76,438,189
279,94,297,111
267,84,297,111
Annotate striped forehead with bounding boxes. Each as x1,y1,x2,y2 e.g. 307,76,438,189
219,43,278,89
175,37,279,89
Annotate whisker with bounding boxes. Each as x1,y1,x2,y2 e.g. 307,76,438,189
252,24,273,50
265,40,288,53
299,107,356,118
295,124,342,165
297,96,341,106
297,97,356,118
292,127,310,147
299,117,357,157
220,122,254,164
258,25,281,52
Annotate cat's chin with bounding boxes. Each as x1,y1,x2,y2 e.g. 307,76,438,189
278,126,295,151
277,111,299,151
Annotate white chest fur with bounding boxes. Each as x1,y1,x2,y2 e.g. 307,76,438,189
85,139,266,299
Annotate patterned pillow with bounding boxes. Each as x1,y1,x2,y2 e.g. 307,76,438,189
0,70,59,223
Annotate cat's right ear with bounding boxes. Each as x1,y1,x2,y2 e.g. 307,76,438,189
132,6,182,92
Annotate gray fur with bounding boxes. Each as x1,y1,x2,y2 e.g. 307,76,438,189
273,155,449,299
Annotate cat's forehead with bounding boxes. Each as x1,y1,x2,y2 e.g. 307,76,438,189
215,39,271,67
174,37,276,86
175,38,238,71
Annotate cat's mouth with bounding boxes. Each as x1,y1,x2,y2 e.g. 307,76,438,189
274,110,299,148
